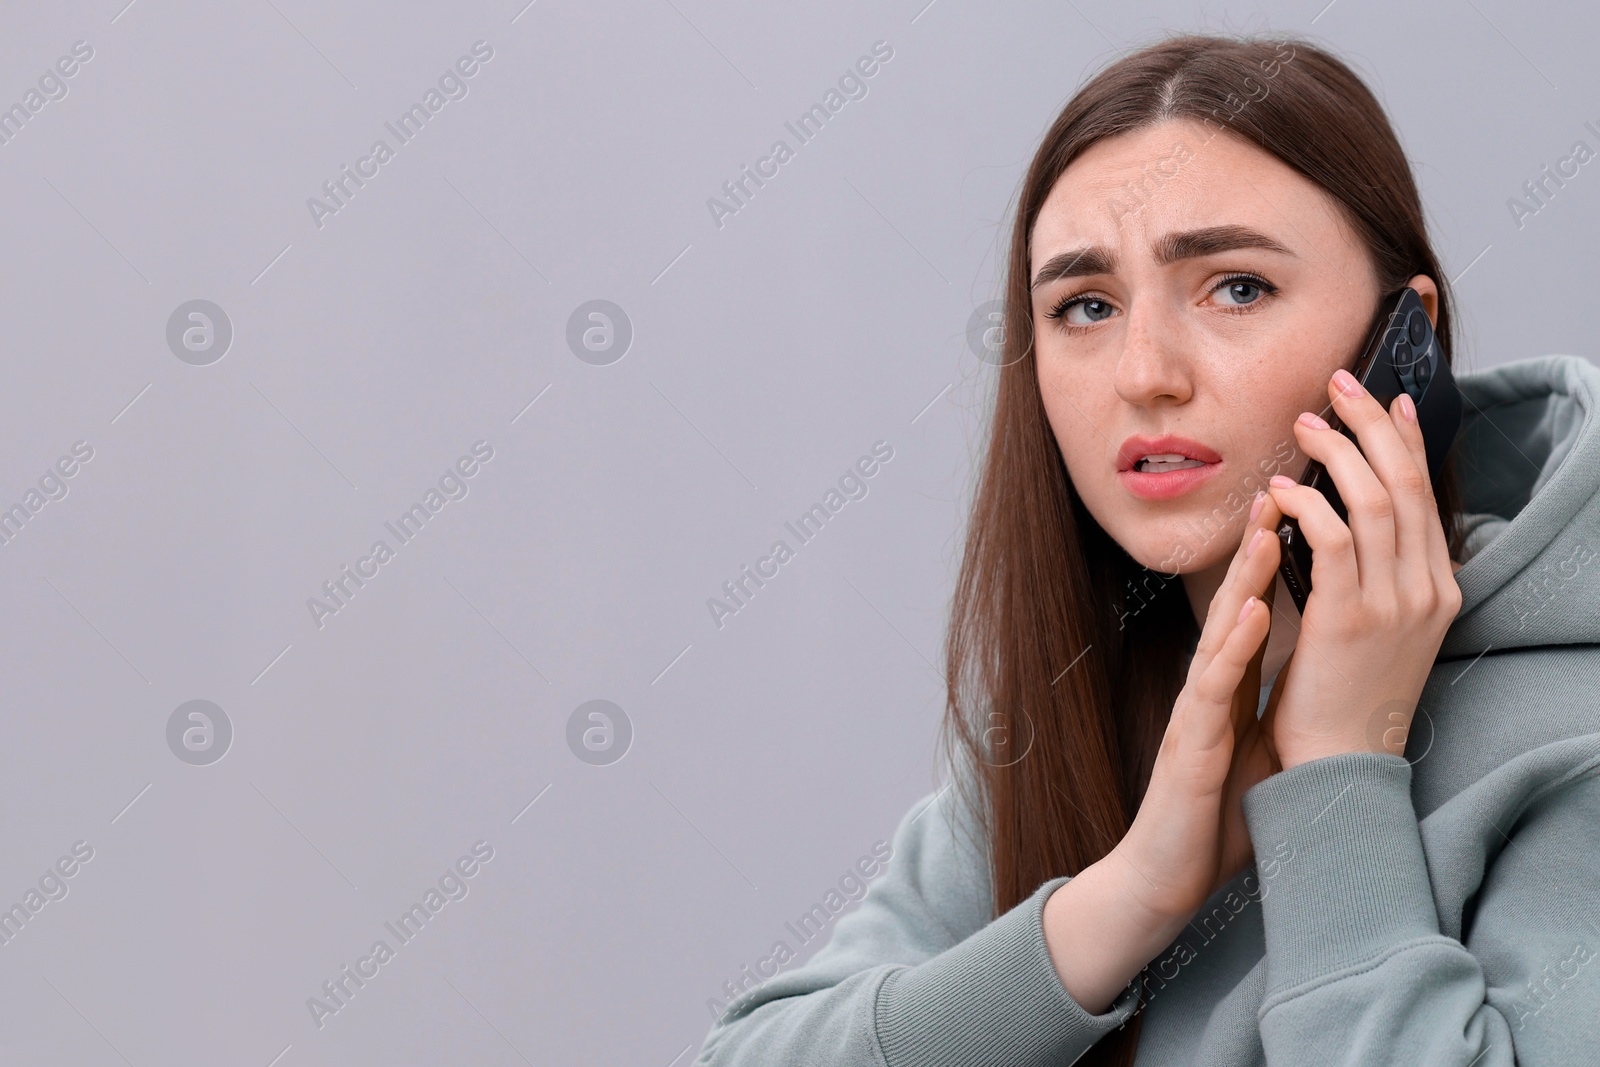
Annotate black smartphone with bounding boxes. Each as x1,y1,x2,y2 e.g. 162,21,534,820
1274,287,1462,614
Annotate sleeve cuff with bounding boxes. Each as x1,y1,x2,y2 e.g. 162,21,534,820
874,874,1140,1066
1241,751,1442,996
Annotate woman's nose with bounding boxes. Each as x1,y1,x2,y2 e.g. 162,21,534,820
1113,303,1193,406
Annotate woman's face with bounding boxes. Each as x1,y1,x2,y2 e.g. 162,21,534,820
1029,117,1427,578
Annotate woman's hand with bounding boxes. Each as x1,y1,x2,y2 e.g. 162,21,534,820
1111,492,1284,923
1263,368,1463,770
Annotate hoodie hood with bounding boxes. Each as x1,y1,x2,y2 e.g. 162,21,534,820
1439,354,1600,659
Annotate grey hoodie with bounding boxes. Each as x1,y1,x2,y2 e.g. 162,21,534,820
693,354,1600,1066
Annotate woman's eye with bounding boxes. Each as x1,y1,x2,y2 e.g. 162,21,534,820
1210,276,1273,307
1063,298,1116,325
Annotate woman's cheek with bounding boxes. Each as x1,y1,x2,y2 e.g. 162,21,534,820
1041,389,1102,460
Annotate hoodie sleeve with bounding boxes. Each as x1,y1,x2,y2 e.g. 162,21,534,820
1241,748,1600,1065
693,785,1143,1067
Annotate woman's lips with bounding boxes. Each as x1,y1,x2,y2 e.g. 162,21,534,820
1118,460,1223,500
1115,434,1224,500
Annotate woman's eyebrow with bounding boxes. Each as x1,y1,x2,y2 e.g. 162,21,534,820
1030,246,1114,290
1030,225,1296,290
1155,224,1295,265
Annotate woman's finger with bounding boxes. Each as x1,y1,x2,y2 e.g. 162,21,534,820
1389,392,1460,599
1228,491,1281,722
1384,392,1435,572
1186,591,1274,748
1268,475,1361,614
1191,491,1281,677
1328,370,1442,591
1291,377,1397,593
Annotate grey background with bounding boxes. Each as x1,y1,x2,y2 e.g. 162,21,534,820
0,0,1593,1063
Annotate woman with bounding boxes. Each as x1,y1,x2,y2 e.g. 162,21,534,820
696,33,1600,1066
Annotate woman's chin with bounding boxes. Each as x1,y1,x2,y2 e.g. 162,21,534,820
1111,519,1241,576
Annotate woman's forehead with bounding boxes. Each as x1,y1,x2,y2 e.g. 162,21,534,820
1030,125,1349,274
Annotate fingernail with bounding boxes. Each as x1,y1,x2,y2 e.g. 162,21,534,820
1237,595,1256,624
1249,490,1265,523
1269,474,1296,489
1398,393,1417,423
1297,411,1329,430
1245,528,1265,558
1333,368,1364,397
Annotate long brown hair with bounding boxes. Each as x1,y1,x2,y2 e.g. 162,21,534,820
939,33,1467,1065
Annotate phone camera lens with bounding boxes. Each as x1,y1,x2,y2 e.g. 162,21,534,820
1407,309,1427,346
1394,339,1413,371
1416,356,1432,389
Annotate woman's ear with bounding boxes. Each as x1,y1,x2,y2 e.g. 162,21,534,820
1404,273,1440,325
